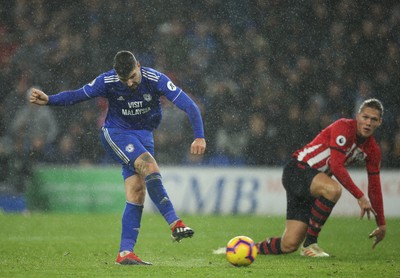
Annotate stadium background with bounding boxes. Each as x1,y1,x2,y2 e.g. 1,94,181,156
0,0,399,213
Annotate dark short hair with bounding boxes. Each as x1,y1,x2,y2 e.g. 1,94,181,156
358,98,384,117
113,51,137,78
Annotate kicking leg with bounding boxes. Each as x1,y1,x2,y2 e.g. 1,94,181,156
135,152,194,242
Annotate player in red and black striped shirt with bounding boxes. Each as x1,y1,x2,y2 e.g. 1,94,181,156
257,98,386,257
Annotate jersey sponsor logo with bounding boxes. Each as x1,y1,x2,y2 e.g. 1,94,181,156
167,81,177,91
117,96,125,101
122,107,151,116
354,149,366,161
143,94,152,101
345,147,367,166
127,101,143,108
125,144,135,153
336,135,346,146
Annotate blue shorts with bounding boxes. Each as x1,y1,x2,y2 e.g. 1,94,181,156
100,127,154,179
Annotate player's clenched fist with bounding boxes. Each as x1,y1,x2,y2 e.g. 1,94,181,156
29,88,49,105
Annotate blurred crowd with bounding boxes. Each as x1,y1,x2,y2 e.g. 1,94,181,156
1,0,400,193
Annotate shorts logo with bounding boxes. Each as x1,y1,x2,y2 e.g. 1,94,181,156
336,135,346,146
125,144,135,153
143,94,152,101
167,81,177,91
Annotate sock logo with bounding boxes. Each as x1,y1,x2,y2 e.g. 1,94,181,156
160,197,170,204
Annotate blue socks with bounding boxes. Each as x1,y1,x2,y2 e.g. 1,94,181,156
119,202,143,252
119,173,179,252
145,173,179,225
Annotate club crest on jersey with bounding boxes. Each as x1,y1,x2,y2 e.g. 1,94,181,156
167,81,177,91
355,151,366,161
336,135,346,146
125,144,134,153
143,94,152,101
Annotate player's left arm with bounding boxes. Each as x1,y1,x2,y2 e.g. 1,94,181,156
330,149,364,198
161,78,206,155
171,92,206,155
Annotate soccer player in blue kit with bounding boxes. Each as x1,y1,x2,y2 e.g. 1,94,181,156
30,50,206,265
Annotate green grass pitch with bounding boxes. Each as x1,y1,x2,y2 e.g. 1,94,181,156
0,213,399,277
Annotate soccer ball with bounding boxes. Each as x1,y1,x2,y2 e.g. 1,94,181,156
225,236,257,267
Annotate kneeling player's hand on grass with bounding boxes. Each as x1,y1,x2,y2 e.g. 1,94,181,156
369,225,386,249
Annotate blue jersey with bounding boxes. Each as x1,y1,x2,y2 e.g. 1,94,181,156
48,67,204,138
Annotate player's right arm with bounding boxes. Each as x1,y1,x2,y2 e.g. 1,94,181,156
30,88,49,105
30,75,106,106
329,121,364,199
30,87,91,106
330,145,376,219
328,120,376,219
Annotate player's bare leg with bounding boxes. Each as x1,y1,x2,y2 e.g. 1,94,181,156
309,173,342,202
125,175,146,204
281,220,308,252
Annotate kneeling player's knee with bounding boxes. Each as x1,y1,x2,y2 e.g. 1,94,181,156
326,181,342,202
281,238,302,253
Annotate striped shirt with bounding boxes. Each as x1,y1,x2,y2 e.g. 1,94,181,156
293,118,385,225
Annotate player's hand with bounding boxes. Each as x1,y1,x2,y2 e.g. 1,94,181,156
191,138,206,155
357,196,377,220
369,225,386,249
29,88,49,105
